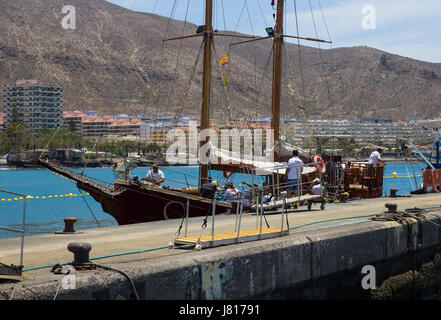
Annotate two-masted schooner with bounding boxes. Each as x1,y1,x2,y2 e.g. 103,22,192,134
41,0,330,225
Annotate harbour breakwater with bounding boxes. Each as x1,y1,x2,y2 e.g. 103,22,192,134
2,208,441,300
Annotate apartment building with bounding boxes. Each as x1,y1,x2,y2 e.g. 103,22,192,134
81,114,113,138
3,80,63,133
63,110,84,133
108,118,142,137
283,118,437,147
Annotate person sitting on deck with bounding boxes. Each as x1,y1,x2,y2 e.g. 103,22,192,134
224,182,238,203
143,164,165,186
311,178,324,196
200,177,220,199
368,148,386,166
284,150,304,198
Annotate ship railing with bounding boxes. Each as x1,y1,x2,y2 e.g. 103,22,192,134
44,160,124,196
0,189,27,276
244,161,325,202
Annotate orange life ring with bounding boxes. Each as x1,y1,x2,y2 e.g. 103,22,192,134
223,171,233,179
314,155,326,174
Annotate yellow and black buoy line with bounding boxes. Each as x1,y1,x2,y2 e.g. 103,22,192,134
1,192,91,203
383,172,423,179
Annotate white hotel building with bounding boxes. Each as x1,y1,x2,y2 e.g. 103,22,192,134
283,118,440,147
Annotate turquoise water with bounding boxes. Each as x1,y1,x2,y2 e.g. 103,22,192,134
0,163,427,239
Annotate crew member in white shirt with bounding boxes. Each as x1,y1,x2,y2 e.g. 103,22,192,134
311,178,324,196
284,150,304,198
144,164,165,186
368,148,386,166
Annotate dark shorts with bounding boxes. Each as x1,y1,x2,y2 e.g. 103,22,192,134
286,179,300,191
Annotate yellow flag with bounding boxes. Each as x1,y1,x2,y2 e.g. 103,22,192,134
224,72,229,89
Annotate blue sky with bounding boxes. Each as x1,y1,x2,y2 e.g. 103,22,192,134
105,0,441,63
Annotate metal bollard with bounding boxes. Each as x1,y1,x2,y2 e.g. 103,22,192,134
55,217,83,234
67,242,92,266
385,203,398,213
390,188,398,197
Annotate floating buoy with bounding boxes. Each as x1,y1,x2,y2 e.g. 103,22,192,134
7,199,12,202
60,195,64,198
35,196,39,199
48,196,52,199
86,193,90,196
26,196,31,199
1,199,5,202
14,198,18,201
54,195,58,198
41,196,46,199
392,172,397,178
19,197,23,200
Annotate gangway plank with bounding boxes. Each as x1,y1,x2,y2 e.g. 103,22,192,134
174,228,289,249
250,194,323,211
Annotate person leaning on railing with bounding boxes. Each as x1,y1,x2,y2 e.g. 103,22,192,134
368,148,386,166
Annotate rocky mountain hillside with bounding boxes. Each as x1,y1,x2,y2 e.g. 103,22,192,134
1,0,441,121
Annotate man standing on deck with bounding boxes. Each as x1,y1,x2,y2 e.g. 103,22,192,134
368,148,386,166
144,164,165,186
284,150,304,198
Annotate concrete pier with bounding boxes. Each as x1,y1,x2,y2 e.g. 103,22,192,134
1,193,441,300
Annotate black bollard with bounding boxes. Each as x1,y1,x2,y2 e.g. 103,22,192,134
55,217,83,234
385,203,398,213
390,188,398,197
67,242,92,266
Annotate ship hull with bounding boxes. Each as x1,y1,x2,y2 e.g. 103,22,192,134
78,180,232,225
40,160,232,225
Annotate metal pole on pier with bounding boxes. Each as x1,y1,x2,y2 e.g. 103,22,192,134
184,198,190,237
211,196,216,244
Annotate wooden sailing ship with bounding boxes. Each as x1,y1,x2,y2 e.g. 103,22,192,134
41,0,335,224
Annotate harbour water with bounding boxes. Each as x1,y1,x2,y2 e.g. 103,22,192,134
0,162,427,239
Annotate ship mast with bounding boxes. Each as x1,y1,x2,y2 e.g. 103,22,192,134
199,0,213,185
271,0,284,162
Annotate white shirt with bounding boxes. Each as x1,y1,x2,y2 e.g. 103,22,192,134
287,156,304,180
368,151,381,166
146,169,165,185
312,184,324,195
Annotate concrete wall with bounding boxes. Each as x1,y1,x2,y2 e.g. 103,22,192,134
2,212,441,300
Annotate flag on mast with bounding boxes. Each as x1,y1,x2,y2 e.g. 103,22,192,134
219,55,229,66
224,72,229,89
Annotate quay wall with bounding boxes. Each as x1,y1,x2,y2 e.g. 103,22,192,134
3,212,441,300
